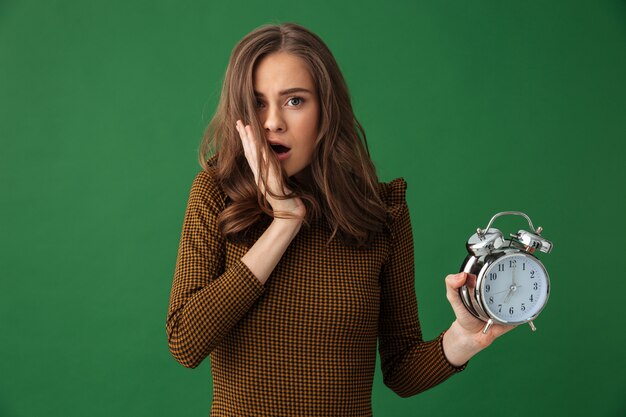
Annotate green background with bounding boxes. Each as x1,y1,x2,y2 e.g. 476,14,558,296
1,0,625,416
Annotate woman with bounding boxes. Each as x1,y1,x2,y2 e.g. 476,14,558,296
166,22,512,416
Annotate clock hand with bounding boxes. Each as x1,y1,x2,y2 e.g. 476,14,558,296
503,283,522,304
503,287,514,304
512,265,517,286
503,265,520,305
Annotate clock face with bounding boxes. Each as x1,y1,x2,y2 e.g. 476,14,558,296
480,253,549,324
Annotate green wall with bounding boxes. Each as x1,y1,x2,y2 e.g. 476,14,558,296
1,0,624,416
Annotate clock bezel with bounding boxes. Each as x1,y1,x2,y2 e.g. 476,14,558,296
476,251,550,326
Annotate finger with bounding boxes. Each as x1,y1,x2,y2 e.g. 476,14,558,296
240,123,260,164
246,124,274,194
245,124,267,164
445,272,475,291
236,119,245,136
236,121,247,149
445,273,485,330
489,323,517,339
445,273,468,307
237,121,249,144
237,122,261,185
239,124,256,160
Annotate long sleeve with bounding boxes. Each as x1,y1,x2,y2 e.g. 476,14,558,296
166,170,265,368
377,178,465,397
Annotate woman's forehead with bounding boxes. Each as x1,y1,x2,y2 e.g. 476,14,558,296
253,52,315,94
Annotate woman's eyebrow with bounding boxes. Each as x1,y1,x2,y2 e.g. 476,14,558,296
254,87,313,97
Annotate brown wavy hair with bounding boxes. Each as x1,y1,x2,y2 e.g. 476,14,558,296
199,22,389,247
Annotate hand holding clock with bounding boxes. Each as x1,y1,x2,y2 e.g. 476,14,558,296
442,272,515,367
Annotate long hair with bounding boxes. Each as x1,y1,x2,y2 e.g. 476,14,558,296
199,22,389,247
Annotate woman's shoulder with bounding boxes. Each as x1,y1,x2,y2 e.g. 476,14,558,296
188,156,228,212
377,177,408,209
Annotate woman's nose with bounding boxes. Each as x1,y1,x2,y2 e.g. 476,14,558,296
263,106,286,132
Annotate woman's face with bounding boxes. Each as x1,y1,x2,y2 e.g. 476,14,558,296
253,52,320,179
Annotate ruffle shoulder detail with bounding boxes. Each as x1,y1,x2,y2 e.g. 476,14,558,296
378,177,408,224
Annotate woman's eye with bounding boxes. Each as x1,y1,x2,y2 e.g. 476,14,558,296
287,97,303,106
255,100,265,109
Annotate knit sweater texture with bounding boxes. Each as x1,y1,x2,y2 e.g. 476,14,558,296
166,165,465,416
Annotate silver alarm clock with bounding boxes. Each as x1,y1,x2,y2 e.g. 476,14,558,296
459,211,553,334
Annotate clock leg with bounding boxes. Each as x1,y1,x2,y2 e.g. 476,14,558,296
482,319,494,334
529,320,537,332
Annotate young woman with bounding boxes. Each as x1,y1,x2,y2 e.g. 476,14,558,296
166,22,512,416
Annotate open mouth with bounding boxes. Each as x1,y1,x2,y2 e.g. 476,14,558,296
270,144,291,155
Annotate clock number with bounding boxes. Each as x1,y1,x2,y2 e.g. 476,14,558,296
530,270,535,279
485,284,491,292
509,259,517,268
533,282,538,290
498,264,505,272
489,273,497,281
498,304,502,313
521,303,526,311
523,262,526,271
529,294,534,302
509,306,514,315
489,296,494,304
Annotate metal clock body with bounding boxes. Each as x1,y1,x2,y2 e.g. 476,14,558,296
459,212,553,334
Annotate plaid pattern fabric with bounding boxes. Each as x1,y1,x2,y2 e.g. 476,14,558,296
166,165,465,416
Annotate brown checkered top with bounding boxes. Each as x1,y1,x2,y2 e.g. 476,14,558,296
166,164,465,416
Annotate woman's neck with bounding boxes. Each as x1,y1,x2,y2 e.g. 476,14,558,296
291,165,314,187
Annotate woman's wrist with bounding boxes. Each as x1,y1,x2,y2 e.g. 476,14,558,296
442,320,485,367
271,216,303,239
242,217,303,285
271,201,306,222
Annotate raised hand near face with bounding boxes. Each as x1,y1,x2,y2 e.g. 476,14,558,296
236,120,306,221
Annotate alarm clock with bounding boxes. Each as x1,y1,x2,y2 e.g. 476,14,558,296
458,211,553,334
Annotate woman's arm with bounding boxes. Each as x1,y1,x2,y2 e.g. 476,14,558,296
378,179,464,398
166,121,304,369
377,179,515,395
237,119,306,284
166,172,259,368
